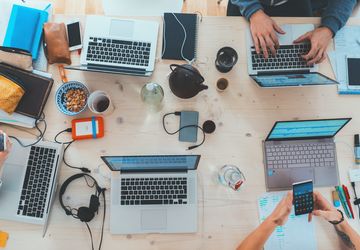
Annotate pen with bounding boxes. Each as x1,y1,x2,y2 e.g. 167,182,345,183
343,185,355,219
354,135,360,165
336,186,351,219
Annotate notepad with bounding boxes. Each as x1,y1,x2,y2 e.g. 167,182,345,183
3,4,48,60
258,192,317,250
162,13,199,61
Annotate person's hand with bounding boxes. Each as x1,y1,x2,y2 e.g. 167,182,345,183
268,191,293,226
293,27,333,66
249,9,285,59
0,132,11,169
308,191,342,222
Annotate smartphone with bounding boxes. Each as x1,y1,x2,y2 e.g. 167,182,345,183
346,57,360,90
0,133,7,152
179,111,199,143
293,180,314,216
66,21,82,51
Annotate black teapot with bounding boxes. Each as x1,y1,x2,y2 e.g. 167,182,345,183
168,64,208,99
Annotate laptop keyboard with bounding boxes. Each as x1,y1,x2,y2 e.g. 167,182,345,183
120,177,187,206
251,44,314,71
266,142,336,169
86,37,151,67
17,146,56,218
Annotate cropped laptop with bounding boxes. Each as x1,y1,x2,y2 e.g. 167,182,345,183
246,24,338,87
66,15,159,77
101,155,200,234
263,118,351,191
0,138,63,235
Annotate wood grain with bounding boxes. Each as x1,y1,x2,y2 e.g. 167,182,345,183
1,15,360,250
37,0,228,16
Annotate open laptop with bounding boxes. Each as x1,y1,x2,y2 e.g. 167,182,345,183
66,15,159,77
246,24,338,87
263,118,351,191
101,155,199,234
0,138,63,235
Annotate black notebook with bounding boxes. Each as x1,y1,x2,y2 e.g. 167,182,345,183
162,13,199,61
0,63,53,119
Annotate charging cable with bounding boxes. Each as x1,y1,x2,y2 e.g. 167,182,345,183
54,128,90,173
351,182,360,218
8,112,47,147
162,112,206,150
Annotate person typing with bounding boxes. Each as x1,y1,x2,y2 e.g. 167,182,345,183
228,0,356,65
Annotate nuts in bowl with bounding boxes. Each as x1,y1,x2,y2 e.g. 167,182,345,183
55,81,90,116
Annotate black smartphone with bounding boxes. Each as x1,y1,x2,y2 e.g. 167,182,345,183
66,21,82,51
0,133,7,152
293,180,314,216
179,111,199,142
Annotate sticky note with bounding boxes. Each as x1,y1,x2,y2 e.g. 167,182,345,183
0,231,9,248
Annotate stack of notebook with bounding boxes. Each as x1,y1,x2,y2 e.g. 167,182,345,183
3,4,48,60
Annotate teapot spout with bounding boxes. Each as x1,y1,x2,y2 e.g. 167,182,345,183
199,84,208,92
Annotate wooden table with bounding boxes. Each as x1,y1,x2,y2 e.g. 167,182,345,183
1,15,360,250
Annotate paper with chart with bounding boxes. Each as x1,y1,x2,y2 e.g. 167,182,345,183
258,192,317,250
328,26,360,94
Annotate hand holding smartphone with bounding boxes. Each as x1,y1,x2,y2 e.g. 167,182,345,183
293,180,314,216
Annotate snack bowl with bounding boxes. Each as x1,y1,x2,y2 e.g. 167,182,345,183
55,81,90,116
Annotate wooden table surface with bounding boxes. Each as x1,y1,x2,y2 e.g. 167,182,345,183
1,15,360,250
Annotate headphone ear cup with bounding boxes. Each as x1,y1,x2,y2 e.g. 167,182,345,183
77,207,95,222
89,195,100,213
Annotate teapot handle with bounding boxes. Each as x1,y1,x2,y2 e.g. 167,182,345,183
169,64,205,83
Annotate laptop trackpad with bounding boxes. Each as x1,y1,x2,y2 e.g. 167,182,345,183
290,168,314,184
110,20,134,38
141,210,167,230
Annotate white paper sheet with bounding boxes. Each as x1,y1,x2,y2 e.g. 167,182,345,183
258,192,317,250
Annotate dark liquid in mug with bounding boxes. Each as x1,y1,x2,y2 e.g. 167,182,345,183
96,98,110,112
217,78,229,90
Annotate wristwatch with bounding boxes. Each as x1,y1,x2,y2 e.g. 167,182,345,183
328,209,344,225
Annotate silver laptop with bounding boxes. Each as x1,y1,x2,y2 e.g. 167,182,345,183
246,24,338,87
263,118,351,191
66,15,159,76
0,138,63,234
101,155,199,234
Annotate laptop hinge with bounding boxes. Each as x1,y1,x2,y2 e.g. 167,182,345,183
121,169,188,174
257,69,310,76
87,63,147,73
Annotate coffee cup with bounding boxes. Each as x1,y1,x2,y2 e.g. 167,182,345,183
87,91,114,115
216,78,229,92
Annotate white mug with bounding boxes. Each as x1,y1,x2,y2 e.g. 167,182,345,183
87,91,114,116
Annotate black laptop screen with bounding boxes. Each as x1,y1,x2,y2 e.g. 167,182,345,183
252,72,337,87
267,118,351,140
101,155,200,172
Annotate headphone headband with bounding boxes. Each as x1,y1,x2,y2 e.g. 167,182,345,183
59,173,103,217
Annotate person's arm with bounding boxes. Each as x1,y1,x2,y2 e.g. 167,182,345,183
321,0,356,36
230,0,263,20
237,192,293,250
294,0,356,65
311,191,360,249
231,0,285,58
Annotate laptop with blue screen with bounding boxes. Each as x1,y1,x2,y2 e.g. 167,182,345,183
246,24,339,87
101,155,200,234
263,118,351,191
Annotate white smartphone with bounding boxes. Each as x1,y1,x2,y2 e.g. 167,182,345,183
66,21,82,51
346,56,360,90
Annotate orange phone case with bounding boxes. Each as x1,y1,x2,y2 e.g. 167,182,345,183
71,117,104,140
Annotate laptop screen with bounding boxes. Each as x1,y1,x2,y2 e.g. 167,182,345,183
252,72,338,87
101,155,200,172
266,118,351,140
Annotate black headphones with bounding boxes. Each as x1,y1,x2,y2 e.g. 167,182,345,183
59,173,106,250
